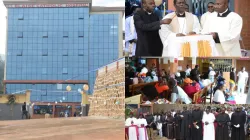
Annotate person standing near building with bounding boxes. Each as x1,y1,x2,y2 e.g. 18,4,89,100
200,2,215,28
134,0,172,56
237,67,248,96
21,102,28,119
215,107,230,140
137,113,149,140
125,5,141,56
125,112,139,140
174,110,182,140
145,112,154,140
180,106,191,140
202,106,215,140
209,67,216,83
190,105,203,140
165,111,175,140
231,107,246,140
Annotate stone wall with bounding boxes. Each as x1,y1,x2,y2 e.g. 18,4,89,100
88,58,125,119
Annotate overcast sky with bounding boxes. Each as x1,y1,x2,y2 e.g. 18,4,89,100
0,0,124,55
0,0,7,55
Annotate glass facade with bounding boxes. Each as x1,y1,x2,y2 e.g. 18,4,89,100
6,7,119,102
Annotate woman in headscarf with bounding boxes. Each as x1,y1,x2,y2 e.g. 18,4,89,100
213,76,225,96
213,81,226,104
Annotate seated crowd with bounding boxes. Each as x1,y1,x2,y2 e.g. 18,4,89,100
126,63,236,104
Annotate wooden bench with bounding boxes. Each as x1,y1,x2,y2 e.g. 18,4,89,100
129,82,158,96
192,83,213,104
206,82,215,104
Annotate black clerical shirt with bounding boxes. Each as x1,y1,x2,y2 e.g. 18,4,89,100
134,10,163,57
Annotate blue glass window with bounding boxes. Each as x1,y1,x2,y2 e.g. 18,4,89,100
42,49,48,56
16,49,22,56
18,14,24,20
63,32,68,37
17,32,23,38
79,14,84,19
62,50,68,56
42,68,47,75
43,32,48,38
57,84,62,90
78,32,84,37
62,68,68,74
78,49,84,56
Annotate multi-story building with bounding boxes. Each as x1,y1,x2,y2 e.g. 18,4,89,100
3,0,123,103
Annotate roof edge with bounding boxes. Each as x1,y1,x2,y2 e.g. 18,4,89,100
3,0,92,6
90,6,124,12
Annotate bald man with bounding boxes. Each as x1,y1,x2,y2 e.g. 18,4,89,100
201,0,242,57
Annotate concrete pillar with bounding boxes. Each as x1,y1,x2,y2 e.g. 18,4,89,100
170,57,178,74
159,58,170,73
52,105,55,118
25,90,31,104
191,57,197,69
232,59,237,68
3,84,6,94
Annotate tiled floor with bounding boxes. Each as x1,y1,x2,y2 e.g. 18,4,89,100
206,91,248,104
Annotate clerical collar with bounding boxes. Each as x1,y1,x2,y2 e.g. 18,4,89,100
176,12,185,17
218,8,231,17
143,9,152,15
